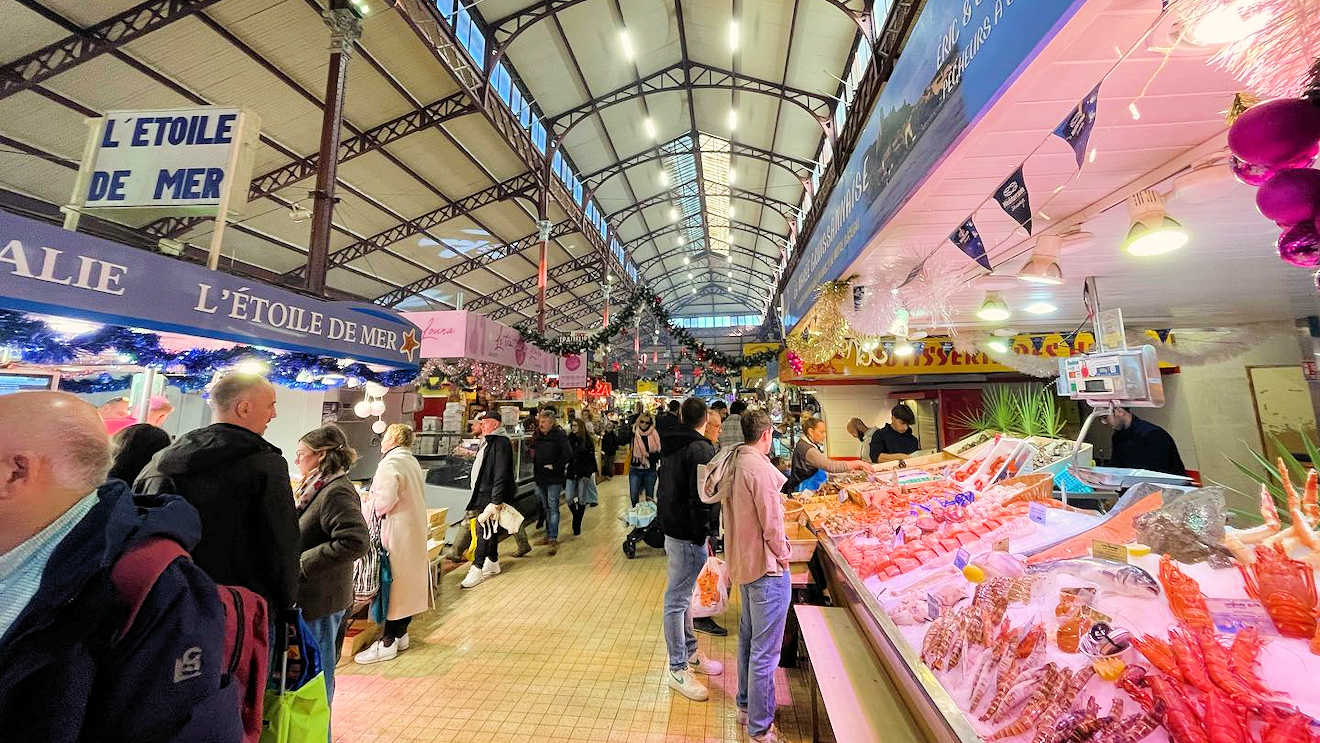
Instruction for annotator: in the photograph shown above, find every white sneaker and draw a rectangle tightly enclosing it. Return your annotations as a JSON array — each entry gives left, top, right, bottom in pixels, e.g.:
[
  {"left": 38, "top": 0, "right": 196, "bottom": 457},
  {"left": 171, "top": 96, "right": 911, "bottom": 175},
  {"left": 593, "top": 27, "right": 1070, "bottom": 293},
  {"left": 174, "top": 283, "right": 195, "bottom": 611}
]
[
  {"left": 396, "top": 634, "right": 410, "bottom": 651},
  {"left": 481, "top": 559, "right": 501, "bottom": 577},
  {"left": 667, "top": 668, "right": 709, "bottom": 701},
  {"left": 354, "top": 640, "right": 398, "bottom": 665},
  {"left": 459, "top": 565, "right": 485, "bottom": 588},
  {"left": 689, "top": 651, "right": 724, "bottom": 676}
]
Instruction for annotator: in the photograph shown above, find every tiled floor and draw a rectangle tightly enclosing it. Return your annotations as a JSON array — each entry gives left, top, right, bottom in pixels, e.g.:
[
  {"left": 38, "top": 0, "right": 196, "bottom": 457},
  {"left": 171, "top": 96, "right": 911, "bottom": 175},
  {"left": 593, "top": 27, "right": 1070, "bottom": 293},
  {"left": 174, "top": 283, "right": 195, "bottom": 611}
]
[{"left": 334, "top": 475, "right": 834, "bottom": 743}]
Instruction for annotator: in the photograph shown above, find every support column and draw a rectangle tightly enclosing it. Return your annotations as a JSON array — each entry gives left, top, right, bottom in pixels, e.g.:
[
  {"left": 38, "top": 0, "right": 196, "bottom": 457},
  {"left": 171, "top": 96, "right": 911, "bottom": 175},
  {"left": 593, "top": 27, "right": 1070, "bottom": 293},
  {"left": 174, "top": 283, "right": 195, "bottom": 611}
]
[
  {"left": 536, "top": 185, "right": 552, "bottom": 332},
  {"left": 306, "top": 6, "right": 361, "bottom": 296}
]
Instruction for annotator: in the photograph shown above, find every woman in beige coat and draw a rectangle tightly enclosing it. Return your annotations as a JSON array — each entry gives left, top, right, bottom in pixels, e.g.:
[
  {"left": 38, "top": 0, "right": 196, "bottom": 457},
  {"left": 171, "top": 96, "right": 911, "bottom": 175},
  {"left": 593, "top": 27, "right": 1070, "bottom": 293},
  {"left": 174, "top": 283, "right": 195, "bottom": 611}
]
[{"left": 354, "top": 423, "right": 432, "bottom": 665}]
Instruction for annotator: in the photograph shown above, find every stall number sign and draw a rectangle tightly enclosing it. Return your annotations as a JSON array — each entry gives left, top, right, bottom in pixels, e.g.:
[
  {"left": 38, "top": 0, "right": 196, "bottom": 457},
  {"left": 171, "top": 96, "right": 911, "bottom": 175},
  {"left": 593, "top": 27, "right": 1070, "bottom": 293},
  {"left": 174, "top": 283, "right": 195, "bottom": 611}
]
[{"left": 80, "top": 108, "right": 249, "bottom": 208}]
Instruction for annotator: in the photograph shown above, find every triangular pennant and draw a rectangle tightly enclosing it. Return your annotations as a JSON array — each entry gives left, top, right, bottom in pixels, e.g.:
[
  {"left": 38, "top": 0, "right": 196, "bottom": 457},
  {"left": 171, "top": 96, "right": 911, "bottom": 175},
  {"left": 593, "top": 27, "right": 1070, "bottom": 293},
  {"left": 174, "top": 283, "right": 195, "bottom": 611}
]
[
  {"left": 1155, "top": 328, "right": 1171, "bottom": 343},
  {"left": 1053, "top": 84, "right": 1101, "bottom": 167},
  {"left": 941, "top": 341, "right": 955, "bottom": 353},
  {"left": 1031, "top": 335, "right": 1045, "bottom": 352},
  {"left": 949, "top": 218, "right": 991, "bottom": 271},
  {"left": 994, "top": 166, "right": 1033, "bottom": 235}
]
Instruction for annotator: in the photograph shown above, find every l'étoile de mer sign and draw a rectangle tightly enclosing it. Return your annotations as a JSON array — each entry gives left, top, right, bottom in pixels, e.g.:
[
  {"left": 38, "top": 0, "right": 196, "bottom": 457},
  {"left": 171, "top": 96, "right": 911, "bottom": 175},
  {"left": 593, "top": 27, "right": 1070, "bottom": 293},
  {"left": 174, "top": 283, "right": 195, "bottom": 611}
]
[
  {"left": 784, "top": 0, "right": 1085, "bottom": 320},
  {"left": 0, "top": 212, "right": 419, "bottom": 368}
]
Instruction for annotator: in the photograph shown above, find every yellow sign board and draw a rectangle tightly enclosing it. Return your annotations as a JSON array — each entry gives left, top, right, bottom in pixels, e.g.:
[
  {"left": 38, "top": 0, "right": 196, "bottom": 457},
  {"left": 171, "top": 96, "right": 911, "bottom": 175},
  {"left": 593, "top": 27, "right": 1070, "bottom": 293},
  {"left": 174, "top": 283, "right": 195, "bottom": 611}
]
[
  {"left": 636, "top": 380, "right": 658, "bottom": 395},
  {"left": 741, "top": 342, "right": 781, "bottom": 386},
  {"left": 785, "top": 332, "right": 1100, "bottom": 380}
]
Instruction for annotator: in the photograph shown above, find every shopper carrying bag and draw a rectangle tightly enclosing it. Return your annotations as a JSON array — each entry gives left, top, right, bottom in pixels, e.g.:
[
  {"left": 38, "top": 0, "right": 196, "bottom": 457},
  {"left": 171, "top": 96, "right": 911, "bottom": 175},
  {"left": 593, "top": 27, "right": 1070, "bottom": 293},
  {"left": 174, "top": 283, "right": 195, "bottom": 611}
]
[
  {"left": 261, "top": 609, "right": 331, "bottom": 743},
  {"left": 689, "top": 545, "right": 730, "bottom": 619}
]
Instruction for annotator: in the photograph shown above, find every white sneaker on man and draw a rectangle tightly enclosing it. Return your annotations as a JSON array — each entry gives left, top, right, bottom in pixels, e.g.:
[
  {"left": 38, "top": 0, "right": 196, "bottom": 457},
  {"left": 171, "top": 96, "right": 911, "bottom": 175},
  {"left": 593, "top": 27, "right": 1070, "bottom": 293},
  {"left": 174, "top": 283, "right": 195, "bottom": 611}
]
[
  {"left": 667, "top": 668, "right": 710, "bottom": 701},
  {"left": 688, "top": 651, "right": 724, "bottom": 676},
  {"left": 396, "top": 634, "right": 410, "bottom": 651},
  {"left": 481, "top": 559, "right": 501, "bottom": 577},
  {"left": 460, "top": 565, "right": 485, "bottom": 588},
  {"left": 353, "top": 640, "right": 398, "bottom": 665}
]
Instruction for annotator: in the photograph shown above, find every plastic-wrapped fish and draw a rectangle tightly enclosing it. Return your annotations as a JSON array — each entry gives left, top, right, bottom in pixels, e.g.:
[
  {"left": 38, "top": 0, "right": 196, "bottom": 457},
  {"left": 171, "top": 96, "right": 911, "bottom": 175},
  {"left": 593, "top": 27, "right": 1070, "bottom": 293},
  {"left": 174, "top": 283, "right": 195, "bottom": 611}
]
[{"left": 1025, "top": 558, "right": 1160, "bottom": 597}]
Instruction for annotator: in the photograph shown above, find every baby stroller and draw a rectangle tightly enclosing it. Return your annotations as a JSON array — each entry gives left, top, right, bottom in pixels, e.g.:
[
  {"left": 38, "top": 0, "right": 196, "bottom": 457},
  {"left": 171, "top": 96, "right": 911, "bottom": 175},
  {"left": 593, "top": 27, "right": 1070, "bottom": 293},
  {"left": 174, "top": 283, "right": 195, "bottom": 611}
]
[{"left": 622, "top": 500, "right": 665, "bottom": 559}]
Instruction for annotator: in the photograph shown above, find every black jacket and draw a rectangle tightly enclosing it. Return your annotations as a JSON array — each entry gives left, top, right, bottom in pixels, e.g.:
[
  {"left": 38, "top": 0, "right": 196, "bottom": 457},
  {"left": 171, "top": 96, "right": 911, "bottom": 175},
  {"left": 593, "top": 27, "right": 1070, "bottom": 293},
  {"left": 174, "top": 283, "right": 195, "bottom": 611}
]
[
  {"left": 532, "top": 425, "right": 572, "bottom": 486},
  {"left": 655, "top": 411, "right": 680, "bottom": 432},
  {"left": 468, "top": 434, "right": 515, "bottom": 511},
  {"left": 570, "top": 433, "right": 598, "bottom": 478},
  {"left": 135, "top": 422, "right": 300, "bottom": 610},
  {"left": 1111, "top": 416, "right": 1187, "bottom": 476},
  {"left": 0, "top": 481, "right": 248, "bottom": 743},
  {"left": 296, "top": 475, "right": 369, "bottom": 620},
  {"left": 869, "top": 423, "right": 920, "bottom": 461},
  {"left": 657, "top": 426, "right": 717, "bottom": 544}
]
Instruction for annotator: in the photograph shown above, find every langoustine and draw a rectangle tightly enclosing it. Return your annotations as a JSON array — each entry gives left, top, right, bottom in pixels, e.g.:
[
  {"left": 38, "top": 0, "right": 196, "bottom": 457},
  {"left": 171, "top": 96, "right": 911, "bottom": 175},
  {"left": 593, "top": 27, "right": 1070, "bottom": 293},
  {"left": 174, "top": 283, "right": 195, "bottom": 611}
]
[{"left": 1158, "top": 555, "right": 1215, "bottom": 632}]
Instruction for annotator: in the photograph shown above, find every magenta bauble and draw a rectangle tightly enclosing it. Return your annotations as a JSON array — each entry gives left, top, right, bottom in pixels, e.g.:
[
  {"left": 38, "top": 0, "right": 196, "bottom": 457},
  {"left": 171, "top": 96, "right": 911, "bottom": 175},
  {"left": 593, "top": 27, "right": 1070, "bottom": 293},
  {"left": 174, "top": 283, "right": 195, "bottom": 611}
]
[
  {"left": 1228, "top": 98, "right": 1320, "bottom": 167},
  {"left": 1256, "top": 168, "right": 1320, "bottom": 226},
  {"left": 1231, "top": 155, "right": 1277, "bottom": 186},
  {"left": 1278, "top": 221, "right": 1320, "bottom": 267},
  {"left": 1284, "top": 142, "right": 1320, "bottom": 170}
]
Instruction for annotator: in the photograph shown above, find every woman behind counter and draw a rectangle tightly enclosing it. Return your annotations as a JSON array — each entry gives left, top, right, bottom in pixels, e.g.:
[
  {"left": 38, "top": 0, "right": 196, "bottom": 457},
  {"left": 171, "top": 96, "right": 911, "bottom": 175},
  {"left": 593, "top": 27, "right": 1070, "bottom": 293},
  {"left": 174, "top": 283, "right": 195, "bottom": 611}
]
[
  {"left": 291, "top": 424, "right": 369, "bottom": 709},
  {"left": 355, "top": 423, "right": 431, "bottom": 665},
  {"left": 785, "top": 416, "right": 869, "bottom": 494}
]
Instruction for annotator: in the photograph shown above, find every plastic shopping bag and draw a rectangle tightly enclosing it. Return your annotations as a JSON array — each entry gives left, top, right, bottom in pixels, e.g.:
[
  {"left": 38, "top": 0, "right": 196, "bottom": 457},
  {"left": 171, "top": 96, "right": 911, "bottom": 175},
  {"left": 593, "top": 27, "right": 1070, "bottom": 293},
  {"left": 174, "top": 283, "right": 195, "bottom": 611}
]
[
  {"left": 690, "top": 554, "right": 730, "bottom": 618},
  {"left": 261, "top": 610, "right": 331, "bottom": 743}
]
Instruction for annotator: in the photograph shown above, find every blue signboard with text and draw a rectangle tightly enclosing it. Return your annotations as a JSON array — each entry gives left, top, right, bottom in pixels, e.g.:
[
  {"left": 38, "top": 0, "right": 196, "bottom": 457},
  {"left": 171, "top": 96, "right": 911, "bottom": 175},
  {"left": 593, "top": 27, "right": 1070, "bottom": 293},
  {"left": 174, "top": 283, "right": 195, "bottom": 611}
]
[
  {"left": 785, "top": 0, "right": 1085, "bottom": 320},
  {"left": 0, "top": 212, "right": 420, "bottom": 369}
]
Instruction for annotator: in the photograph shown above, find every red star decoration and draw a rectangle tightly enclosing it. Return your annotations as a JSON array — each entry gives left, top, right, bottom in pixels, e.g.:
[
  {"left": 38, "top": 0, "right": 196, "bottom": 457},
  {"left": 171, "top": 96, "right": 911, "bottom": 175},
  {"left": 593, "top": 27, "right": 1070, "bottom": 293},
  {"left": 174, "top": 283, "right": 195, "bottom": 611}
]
[{"left": 399, "top": 328, "right": 421, "bottom": 360}]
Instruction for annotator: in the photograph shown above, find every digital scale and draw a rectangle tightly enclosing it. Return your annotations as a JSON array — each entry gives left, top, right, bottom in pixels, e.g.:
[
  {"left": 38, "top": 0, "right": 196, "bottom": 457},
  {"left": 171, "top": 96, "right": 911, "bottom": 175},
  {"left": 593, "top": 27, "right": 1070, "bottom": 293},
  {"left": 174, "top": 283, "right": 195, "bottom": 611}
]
[{"left": 1057, "top": 345, "right": 1192, "bottom": 492}]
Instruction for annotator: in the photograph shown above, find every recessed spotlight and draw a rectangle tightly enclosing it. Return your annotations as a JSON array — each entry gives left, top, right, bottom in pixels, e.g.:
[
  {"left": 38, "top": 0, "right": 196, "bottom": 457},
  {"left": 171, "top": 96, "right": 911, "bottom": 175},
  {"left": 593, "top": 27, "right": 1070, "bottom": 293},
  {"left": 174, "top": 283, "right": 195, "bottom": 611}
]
[{"left": 1024, "top": 301, "right": 1057, "bottom": 315}]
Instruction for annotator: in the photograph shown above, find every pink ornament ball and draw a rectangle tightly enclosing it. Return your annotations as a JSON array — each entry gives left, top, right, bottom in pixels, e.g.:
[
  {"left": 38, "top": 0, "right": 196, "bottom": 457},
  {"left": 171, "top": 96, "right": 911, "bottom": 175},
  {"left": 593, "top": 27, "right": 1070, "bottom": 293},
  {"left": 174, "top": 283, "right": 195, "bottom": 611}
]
[
  {"left": 1284, "top": 142, "right": 1320, "bottom": 170},
  {"left": 1231, "top": 155, "right": 1277, "bottom": 186},
  {"left": 1256, "top": 168, "right": 1320, "bottom": 226},
  {"left": 1228, "top": 98, "right": 1320, "bottom": 167},
  {"left": 1278, "top": 221, "right": 1320, "bottom": 267}
]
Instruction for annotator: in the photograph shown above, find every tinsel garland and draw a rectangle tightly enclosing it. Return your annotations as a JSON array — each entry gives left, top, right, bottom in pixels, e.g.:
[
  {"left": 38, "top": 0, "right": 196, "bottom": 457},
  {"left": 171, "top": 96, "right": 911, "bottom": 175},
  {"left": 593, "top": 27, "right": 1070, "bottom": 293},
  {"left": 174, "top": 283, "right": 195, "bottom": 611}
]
[
  {"left": 418, "top": 358, "right": 548, "bottom": 398},
  {"left": 0, "top": 310, "right": 417, "bottom": 392},
  {"left": 515, "top": 286, "right": 783, "bottom": 370}
]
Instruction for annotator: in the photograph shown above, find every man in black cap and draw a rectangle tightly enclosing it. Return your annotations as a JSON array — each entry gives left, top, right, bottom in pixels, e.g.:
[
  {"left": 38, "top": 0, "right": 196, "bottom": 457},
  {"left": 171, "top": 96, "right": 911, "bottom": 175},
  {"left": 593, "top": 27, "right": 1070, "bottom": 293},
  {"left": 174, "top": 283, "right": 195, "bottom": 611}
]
[{"left": 460, "top": 410, "right": 516, "bottom": 588}]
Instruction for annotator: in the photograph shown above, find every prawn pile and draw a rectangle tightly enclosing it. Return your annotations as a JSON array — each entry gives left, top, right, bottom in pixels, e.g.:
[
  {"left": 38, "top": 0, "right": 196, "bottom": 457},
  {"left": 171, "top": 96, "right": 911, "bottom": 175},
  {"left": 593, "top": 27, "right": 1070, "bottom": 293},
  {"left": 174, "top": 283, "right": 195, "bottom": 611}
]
[{"left": 1122, "top": 621, "right": 1316, "bottom": 743}]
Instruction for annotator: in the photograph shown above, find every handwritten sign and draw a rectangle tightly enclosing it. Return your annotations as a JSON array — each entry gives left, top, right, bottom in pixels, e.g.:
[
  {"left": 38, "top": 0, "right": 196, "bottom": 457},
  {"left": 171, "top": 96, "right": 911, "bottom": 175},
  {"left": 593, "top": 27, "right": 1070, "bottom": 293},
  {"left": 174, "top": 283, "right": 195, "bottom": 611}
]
[
  {"left": 0, "top": 212, "right": 419, "bottom": 368},
  {"left": 1028, "top": 502, "right": 1048, "bottom": 525},
  {"left": 1090, "top": 540, "right": 1128, "bottom": 564}
]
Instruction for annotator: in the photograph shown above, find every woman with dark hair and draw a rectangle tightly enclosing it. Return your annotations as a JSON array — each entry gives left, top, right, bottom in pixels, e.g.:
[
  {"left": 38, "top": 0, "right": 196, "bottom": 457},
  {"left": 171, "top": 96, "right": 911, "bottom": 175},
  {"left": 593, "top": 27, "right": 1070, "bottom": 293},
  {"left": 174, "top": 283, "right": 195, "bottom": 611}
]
[
  {"left": 566, "top": 418, "right": 598, "bottom": 536},
  {"left": 629, "top": 413, "right": 662, "bottom": 506},
  {"left": 108, "top": 423, "right": 171, "bottom": 484},
  {"left": 292, "top": 424, "right": 369, "bottom": 710}
]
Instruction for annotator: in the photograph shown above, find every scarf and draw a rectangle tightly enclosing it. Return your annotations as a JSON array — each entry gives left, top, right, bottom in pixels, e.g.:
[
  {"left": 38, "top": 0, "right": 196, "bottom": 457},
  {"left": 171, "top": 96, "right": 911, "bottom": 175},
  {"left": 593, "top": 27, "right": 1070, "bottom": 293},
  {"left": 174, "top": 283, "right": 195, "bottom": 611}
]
[
  {"left": 632, "top": 427, "right": 661, "bottom": 468},
  {"left": 294, "top": 468, "right": 347, "bottom": 513}
]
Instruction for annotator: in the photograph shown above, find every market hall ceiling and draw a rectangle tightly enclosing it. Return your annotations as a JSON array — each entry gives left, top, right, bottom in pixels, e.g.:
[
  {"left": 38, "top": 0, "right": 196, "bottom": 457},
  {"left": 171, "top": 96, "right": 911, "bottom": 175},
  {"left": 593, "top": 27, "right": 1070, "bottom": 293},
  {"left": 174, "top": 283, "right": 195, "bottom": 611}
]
[{"left": 0, "top": 0, "right": 917, "bottom": 333}]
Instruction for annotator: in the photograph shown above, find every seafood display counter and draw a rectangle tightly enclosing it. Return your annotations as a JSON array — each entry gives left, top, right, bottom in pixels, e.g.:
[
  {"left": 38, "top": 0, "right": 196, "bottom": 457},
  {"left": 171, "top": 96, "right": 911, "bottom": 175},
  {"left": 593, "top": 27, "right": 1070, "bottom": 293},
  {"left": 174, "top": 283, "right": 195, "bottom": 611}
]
[{"left": 795, "top": 456, "right": 1320, "bottom": 743}]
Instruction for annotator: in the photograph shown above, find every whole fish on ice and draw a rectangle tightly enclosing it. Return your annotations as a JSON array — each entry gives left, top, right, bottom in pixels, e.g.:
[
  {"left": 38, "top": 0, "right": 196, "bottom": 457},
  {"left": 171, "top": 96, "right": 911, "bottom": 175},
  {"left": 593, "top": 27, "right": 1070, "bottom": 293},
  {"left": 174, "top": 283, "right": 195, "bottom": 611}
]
[{"left": 1025, "top": 557, "right": 1160, "bottom": 597}]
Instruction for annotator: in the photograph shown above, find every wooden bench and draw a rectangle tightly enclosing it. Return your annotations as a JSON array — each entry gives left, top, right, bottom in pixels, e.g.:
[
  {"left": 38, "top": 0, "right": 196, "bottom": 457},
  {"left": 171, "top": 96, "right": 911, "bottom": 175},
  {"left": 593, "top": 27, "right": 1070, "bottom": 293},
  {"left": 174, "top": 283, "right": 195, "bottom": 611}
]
[{"left": 794, "top": 605, "right": 924, "bottom": 743}]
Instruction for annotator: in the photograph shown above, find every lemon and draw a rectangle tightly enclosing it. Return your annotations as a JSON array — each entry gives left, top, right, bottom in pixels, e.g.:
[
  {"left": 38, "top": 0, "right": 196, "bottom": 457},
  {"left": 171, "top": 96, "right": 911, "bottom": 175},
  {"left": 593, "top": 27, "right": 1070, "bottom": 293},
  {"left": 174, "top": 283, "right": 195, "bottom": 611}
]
[
  {"left": 962, "top": 564, "right": 986, "bottom": 583},
  {"left": 1126, "top": 543, "right": 1151, "bottom": 558}
]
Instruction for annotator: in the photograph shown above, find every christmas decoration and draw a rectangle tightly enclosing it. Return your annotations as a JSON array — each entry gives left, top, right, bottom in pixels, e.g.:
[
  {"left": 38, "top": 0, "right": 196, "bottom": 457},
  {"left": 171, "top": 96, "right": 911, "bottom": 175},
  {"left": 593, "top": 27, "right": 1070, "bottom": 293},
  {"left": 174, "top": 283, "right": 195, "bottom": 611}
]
[
  {"left": 1256, "top": 167, "right": 1320, "bottom": 225},
  {"left": 1228, "top": 98, "right": 1320, "bottom": 167},
  {"left": 1277, "top": 220, "right": 1320, "bottom": 266},
  {"left": 1177, "top": 0, "right": 1320, "bottom": 99}
]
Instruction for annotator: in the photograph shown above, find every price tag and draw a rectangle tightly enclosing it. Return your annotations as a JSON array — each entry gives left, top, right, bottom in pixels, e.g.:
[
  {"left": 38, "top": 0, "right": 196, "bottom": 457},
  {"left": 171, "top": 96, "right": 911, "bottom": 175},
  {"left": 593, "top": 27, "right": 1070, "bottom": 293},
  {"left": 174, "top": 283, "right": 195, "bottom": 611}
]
[
  {"left": 1028, "top": 501, "right": 1048, "bottom": 525},
  {"left": 953, "top": 548, "right": 971, "bottom": 570},
  {"left": 1206, "top": 598, "right": 1278, "bottom": 635},
  {"left": 892, "top": 526, "right": 905, "bottom": 548},
  {"left": 1090, "top": 540, "right": 1128, "bottom": 564},
  {"left": 993, "top": 537, "right": 1011, "bottom": 552}
]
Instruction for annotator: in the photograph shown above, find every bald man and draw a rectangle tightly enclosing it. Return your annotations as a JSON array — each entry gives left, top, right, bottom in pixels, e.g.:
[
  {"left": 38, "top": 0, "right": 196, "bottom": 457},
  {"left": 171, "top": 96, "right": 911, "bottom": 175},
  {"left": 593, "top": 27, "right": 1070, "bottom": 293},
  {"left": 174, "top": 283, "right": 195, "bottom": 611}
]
[
  {"left": 136, "top": 373, "right": 299, "bottom": 610},
  {"left": 0, "top": 392, "right": 249, "bottom": 741}
]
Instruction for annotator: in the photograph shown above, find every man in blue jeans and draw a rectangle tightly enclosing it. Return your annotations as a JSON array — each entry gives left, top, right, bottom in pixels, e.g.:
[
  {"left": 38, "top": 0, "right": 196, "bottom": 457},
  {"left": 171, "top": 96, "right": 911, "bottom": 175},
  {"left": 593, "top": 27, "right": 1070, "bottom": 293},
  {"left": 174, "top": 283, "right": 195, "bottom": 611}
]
[
  {"left": 701, "top": 408, "right": 791, "bottom": 742},
  {"left": 532, "top": 409, "right": 571, "bottom": 556},
  {"left": 657, "top": 397, "right": 723, "bottom": 700}
]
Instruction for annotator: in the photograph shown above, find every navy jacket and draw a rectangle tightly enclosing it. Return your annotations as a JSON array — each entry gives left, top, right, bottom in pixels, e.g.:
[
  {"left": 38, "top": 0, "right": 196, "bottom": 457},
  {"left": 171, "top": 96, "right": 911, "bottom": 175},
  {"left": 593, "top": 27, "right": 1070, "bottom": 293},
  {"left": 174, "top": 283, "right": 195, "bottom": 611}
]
[
  {"left": 1111, "top": 415, "right": 1187, "bottom": 476},
  {"left": 0, "top": 480, "right": 246, "bottom": 742},
  {"left": 657, "top": 427, "right": 717, "bottom": 544}
]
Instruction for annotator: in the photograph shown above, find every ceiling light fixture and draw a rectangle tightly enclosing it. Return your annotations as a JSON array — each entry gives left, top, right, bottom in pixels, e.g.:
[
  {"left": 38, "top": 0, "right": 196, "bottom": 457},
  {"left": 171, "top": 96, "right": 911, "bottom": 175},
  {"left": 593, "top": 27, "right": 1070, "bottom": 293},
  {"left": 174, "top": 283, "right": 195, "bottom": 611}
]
[
  {"left": 658, "top": 170, "right": 670, "bottom": 186},
  {"left": 977, "top": 292, "right": 1011, "bottom": 322},
  {"left": 687, "top": 272, "right": 693, "bottom": 280},
  {"left": 1123, "top": 189, "right": 1188, "bottom": 257},
  {"left": 675, "top": 235, "right": 684, "bottom": 246},
  {"left": 729, "top": 19, "right": 740, "bottom": 51},
  {"left": 669, "top": 206, "right": 679, "bottom": 221},
  {"left": 727, "top": 109, "right": 737, "bottom": 131},
  {"left": 893, "top": 342, "right": 915, "bottom": 357},
  {"left": 1017, "top": 235, "right": 1064, "bottom": 285},
  {"left": 1024, "top": 301, "right": 1057, "bottom": 315},
  {"left": 1186, "top": 1, "right": 1268, "bottom": 45},
  {"left": 619, "top": 29, "right": 635, "bottom": 61},
  {"left": 728, "top": 205, "right": 735, "bottom": 218},
  {"left": 644, "top": 117, "right": 657, "bottom": 140},
  {"left": 727, "top": 167, "right": 736, "bottom": 184},
  {"left": 987, "top": 340, "right": 1009, "bottom": 354},
  {"left": 683, "top": 256, "right": 690, "bottom": 265}
]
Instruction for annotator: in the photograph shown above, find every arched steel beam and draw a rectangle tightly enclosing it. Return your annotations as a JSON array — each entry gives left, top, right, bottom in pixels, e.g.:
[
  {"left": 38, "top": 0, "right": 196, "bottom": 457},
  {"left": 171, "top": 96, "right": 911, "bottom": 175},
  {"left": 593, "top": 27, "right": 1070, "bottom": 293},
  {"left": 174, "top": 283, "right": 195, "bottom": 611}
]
[
  {"left": 546, "top": 60, "right": 835, "bottom": 144},
  {"left": 651, "top": 270, "right": 773, "bottom": 303},
  {"left": 663, "top": 283, "right": 769, "bottom": 313},
  {"left": 635, "top": 244, "right": 779, "bottom": 276},
  {"left": 622, "top": 215, "right": 785, "bottom": 251},
  {"left": 465, "top": 253, "right": 599, "bottom": 312},
  {"left": 486, "top": 0, "right": 592, "bottom": 62},
  {"left": 608, "top": 182, "right": 801, "bottom": 230},
  {"left": 583, "top": 133, "right": 815, "bottom": 194}
]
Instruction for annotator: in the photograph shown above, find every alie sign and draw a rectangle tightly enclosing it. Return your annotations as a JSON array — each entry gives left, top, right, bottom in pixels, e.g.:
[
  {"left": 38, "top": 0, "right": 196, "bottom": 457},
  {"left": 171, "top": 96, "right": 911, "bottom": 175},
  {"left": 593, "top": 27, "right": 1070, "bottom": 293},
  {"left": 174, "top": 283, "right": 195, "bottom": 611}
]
[
  {"left": 0, "top": 212, "right": 420, "bottom": 369},
  {"left": 64, "top": 106, "right": 261, "bottom": 270}
]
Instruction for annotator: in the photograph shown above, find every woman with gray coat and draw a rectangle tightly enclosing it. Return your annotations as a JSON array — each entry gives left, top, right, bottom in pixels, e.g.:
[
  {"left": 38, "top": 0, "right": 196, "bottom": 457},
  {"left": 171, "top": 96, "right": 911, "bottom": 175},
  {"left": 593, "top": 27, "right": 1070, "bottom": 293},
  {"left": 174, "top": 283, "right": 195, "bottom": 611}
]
[{"left": 292, "top": 424, "right": 369, "bottom": 708}]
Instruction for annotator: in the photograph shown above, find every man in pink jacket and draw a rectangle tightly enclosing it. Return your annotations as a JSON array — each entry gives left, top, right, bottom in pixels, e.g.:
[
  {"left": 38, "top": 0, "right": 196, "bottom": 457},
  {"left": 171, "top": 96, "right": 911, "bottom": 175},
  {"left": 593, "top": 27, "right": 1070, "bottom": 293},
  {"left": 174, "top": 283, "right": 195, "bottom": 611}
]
[{"left": 703, "top": 408, "right": 790, "bottom": 743}]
